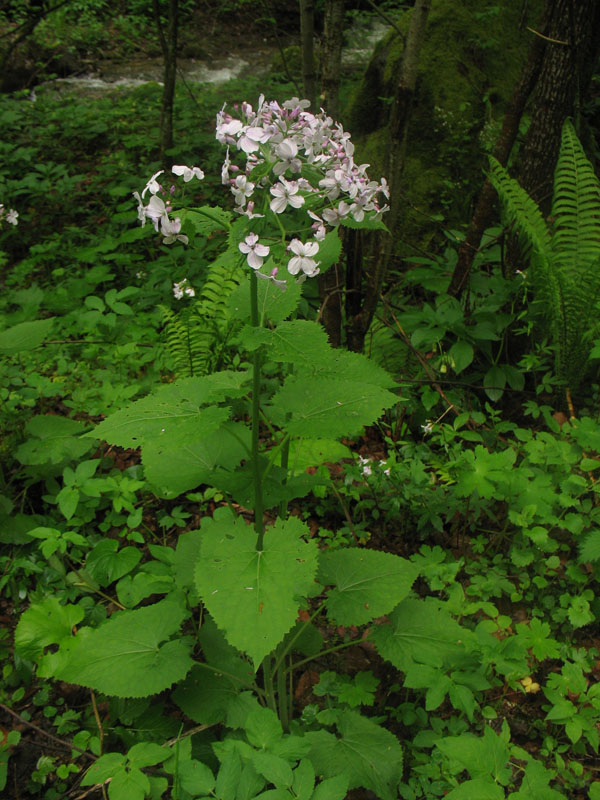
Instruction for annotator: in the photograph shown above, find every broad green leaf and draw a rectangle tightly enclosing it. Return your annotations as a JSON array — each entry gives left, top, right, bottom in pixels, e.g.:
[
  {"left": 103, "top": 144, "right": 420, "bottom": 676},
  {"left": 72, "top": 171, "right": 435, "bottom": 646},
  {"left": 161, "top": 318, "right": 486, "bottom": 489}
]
[
  {"left": 306, "top": 710, "right": 402, "bottom": 800},
  {"left": 292, "top": 759, "right": 315, "bottom": 800},
  {"left": 57, "top": 486, "right": 79, "bottom": 520},
  {"left": 199, "top": 616, "right": 255, "bottom": 684},
  {"left": 316, "top": 349, "right": 397, "bottom": 389},
  {"left": 444, "top": 779, "right": 505, "bottom": 800},
  {"left": 53, "top": 600, "right": 193, "bottom": 697},
  {"left": 86, "top": 539, "right": 141, "bottom": 586},
  {"left": 89, "top": 372, "right": 248, "bottom": 447},
  {"left": 116, "top": 571, "right": 173, "bottom": 608},
  {"left": 341, "top": 214, "right": 388, "bottom": 231},
  {"left": 449, "top": 340, "right": 474, "bottom": 374},
  {"left": 213, "top": 459, "right": 323, "bottom": 509},
  {"left": 92, "top": 394, "right": 228, "bottom": 450},
  {"left": 318, "top": 549, "right": 419, "bottom": 625},
  {"left": 0, "top": 317, "right": 54, "bottom": 354},
  {"left": 15, "top": 415, "right": 93, "bottom": 466},
  {"left": 229, "top": 274, "right": 302, "bottom": 324},
  {"left": 370, "top": 597, "right": 473, "bottom": 671},
  {"left": 127, "top": 742, "right": 170, "bottom": 769},
  {"left": 287, "top": 438, "right": 352, "bottom": 474},
  {"left": 484, "top": 365, "right": 506, "bottom": 402},
  {"left": 80, "top": 753, "right": 126, "bottom": 785},
  {"left": 110, "top": 766, "right": 149, "bottom": 800},
  {"left": 245, "top": 320, "right": 331, "bottom": 368},
  {"left": 436, "top": 726, "right": 511, "bottom": 785},
  {"left": 579, "top": 529, "right": 600, "bottom": 562},
  {"left": 215, "top": 750, "right": 242, "bottom": 800},
  {"left": 15, "top": 598, "right": 84, "bottom": 661},
  {"left": 312, "top": 775, "right": 349, "bottom": 800},
  {"left": 251, "top": 752, "right": 293, "bottom": 788},
  {"left": 178, "top": 760, "right": 215, "bottom": 796},
  {"left": 172, "top": 665, "right": 242, "bottom": 725},
  {"left": 273, "top": 377, "right": 397, "bottom": 438},
  {"left": 317, "top": 228, "right": 343, "bottom": 272},
  {"left": 245, "top": 708, "right": 283, "bottom": 749},
  {"left": 195, "top": 514, "right": 318, "bottom": 669},
  {"left": 144, "top": 421, "right": 250, "bottom": 498}
]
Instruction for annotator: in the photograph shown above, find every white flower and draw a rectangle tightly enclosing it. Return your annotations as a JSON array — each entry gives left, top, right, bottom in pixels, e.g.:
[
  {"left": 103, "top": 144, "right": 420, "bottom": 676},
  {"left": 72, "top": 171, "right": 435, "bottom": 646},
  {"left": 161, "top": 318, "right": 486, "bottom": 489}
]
[
  {"left": 287, "top": 239, "right": 320, "bottom": 278},
  {"left": 173, "top": 279, "right": 195, "bottom": 299},
  {"left": 273, "top": 138, "right": 302, "bottom": 175},
  {"left": 160, "top": 214, "right": 188, "bottom": 245},
  {"left": 142, "top": 170, "right": 164, "bottom": 199},
  {"left": 144, "top": 195, "right": 167, "bottom": 231},
  {"left": 422, "top": 421, "right": 434, "bottom": 435},
  {"left": 6, "top": 209, "right": 18, "bottom": 225},
  {"left": 238, "top": 126, "right": 271, "bottom": 154},
  {"left": 270, "top": 178, "right": 304, "bottom": 214},
  {"left": 232, "top": 175, "right": 255, "bottom": 206},
  {"left": 172, "top": 165, "right": 205, "bottom": 182},
  {"left": 239, "top": 233, "right": 270, "bottom": 270}
]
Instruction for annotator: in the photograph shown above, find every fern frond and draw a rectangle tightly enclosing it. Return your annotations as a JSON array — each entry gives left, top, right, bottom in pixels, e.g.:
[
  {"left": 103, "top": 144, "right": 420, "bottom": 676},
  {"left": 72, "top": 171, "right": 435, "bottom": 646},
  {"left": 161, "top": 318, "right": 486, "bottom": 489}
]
[
  {"left": 488, "top": 157, "right": 552, "bottom": 261},
  {"left": 551, "top": 119, "right": 600, "bottom": 271}
]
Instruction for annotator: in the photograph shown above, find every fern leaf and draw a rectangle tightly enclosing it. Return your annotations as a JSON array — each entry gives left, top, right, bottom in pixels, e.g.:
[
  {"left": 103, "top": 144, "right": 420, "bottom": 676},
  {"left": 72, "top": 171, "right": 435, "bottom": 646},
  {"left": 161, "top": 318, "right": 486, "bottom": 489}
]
[
  {"left": 488, "top": 157, "right": 552, "bottom": 261},
  {"left": 551, "top": 119, "right": 600, "bottom": 272}
]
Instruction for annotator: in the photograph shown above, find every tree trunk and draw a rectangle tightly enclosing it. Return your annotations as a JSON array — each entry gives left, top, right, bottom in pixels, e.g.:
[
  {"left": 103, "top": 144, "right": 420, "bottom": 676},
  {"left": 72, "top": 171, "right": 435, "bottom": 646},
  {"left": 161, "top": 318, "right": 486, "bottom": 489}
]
[
  {"left": 321, "top": 0, "right": 345, "bottom": 118},
  {"left": 299, "top": 0, "right": 316, "bottom": 109},
  {"left": 345, "top": 0, "right": 432, "bottom": 353},
  {"left": 447, "top": 0, "right": 550, "bottom": 297},
  {"left": 153, "top": 0, "right": 179, "bottom": 169},
  {"left": 517, "top": 0, "right": 600, "bottom": 213}
]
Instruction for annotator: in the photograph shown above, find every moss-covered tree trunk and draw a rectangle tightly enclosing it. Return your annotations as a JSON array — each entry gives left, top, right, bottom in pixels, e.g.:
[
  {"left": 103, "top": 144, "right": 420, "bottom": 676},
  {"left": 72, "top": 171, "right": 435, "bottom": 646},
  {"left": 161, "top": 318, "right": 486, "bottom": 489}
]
[
  {"left": 153, "top": 0, "right": 179, "bottom": 169},
  {"left": 345, "top": 0, "right": 431, "bottom": 353},
  {"left": 448, "top": 0, "right": 600, "bottom": 296}
]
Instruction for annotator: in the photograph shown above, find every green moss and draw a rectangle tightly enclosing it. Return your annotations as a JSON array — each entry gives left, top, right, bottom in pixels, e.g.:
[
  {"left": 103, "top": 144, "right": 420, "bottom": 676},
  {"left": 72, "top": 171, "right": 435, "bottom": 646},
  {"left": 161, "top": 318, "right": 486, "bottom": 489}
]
[{"left": 344, "top": 0, "right": 545, "bottom": 244}]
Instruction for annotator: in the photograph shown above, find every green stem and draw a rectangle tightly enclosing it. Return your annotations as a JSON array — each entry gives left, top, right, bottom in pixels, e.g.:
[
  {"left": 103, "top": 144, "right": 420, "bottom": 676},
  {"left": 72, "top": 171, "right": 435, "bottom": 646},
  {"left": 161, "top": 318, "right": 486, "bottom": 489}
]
[
  {"left": 272, "top": 600, "right": 327, "bottom": 675},
  {"left": 262, "top": 656, "right": 277, "bottom": 713},
  {"left": 250, "top": 270, "right": 265, "bottom": 549},
  {"left": 276, "top": 652, "right": 290, "bottom": 732},
  {"left": 285, "top": 638, "right": 366, "bottom": 675}
]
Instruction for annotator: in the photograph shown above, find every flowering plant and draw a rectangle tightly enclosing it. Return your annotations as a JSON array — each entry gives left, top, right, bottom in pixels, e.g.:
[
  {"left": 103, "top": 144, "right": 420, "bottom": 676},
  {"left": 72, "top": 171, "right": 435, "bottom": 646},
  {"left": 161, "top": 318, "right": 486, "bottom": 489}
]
[
  {"left": 0, "top": 204, "right": 18, "bottom": 226},
  {"left": 33, "top": 98, "right": 418, "bottom": 799}
]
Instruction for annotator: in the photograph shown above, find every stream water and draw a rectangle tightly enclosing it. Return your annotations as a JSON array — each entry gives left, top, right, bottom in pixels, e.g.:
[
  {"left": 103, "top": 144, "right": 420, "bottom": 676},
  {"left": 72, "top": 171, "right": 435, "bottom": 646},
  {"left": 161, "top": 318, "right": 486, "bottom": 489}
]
[{"left": 39, "top": 18, "right": 390, "bottom": 95}]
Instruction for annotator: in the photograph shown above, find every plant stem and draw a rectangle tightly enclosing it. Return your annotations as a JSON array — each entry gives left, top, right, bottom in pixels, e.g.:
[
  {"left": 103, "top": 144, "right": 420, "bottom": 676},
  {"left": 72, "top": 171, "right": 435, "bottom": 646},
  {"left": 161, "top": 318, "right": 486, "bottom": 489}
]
[
  {"left": 262, "top": 656, "right": 277, "bottom": 713},
  {"left": 276, "top": 652, "right": 290, "bottom": 732},
  {"left": 250, "top": 270, "right": 265, "bottom": 549}
]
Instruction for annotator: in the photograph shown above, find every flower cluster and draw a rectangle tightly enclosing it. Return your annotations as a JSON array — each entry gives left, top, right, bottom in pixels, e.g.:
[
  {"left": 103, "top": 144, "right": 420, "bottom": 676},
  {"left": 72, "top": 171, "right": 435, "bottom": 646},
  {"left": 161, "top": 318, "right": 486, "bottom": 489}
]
[
  {"left": 133, "top": 97, "right": 389, "bottom": 287},
  {"left": 218, "top": 96, "right": 389, "bottom": 280},
  {"left": 134, "top": 165, "right": 204, "bottom": 246},
  {"left": 0, "top": 204, "right": 18, "bottom": 226},
  {"left": 173, "top": 278, "right": 195, "bottom": 300},
  {"left": 358, "top": 455, "right": 391, "bottom": 478}
]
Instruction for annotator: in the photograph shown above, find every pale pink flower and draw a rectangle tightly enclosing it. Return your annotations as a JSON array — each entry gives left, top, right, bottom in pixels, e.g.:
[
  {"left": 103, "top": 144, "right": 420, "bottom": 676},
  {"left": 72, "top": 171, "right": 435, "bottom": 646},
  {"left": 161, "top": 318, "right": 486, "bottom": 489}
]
[
  {"left": 287, "top": 239, "right": 320, "bottom": 278},
  {"left": 172, "top": 165, "right": 205, "bottom": 182},
  {"left": 270, "top": 178, "right": 304, "bottom": 214},
  {"left": 239, "top": 233, "right": 270, "bottom": 269}
]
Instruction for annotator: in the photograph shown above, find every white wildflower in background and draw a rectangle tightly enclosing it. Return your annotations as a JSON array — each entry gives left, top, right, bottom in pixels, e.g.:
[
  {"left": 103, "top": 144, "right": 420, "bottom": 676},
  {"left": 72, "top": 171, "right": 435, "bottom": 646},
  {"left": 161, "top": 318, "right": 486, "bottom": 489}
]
[
  {"left": 422, "top": 421, "right": 434, "bottom": 435},
  {"left": 173, "top": 279, "right": 195, "bottom": 300},
  {"left": 0, "top": 204, "right": 18, "bottom": 226},
  {"left": 287, "top": 239, "right": 320, "bottom": 279},
  {"left": 172, "top": 165, "right": 205, "bottom": 182}
]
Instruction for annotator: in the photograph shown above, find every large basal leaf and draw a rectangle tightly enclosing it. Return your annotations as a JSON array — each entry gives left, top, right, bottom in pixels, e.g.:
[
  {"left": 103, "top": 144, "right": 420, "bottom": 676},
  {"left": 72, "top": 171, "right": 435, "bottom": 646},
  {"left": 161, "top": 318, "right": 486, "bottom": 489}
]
[
  {"left": 172, "top": 665, "right": 242, "bottom": 725},
  {"left": 52, "top": 600, "right": 193, "bottom": 697},
  {"left": 273, "top": 377, "right": 397, "bottom": 439},
  {"left": 306, "top": 710, "right": 402, "bottom": 800},
  {"left": 195, "top": 514, "right": 318, "bottom": 669},
  {"left": 315, "top": 349, "right": 397, "bottom": 389},
  {"left": 229, "top": 275, "right": 302, "bottom": 325},
  {"left": 318, "top": 549, "right": 419, "bottom": 626},
  {"left": 89, "top": 372, "right": 248, "bottom": 448},
  {"left": 144, "top": 421, "right": 250, "bottom": 498},
  {"left": 287, "top": 438, "right": 352, "bottom": 475},
  {"left": 369, "top": 597, "right": 474, "bottom": 671}
]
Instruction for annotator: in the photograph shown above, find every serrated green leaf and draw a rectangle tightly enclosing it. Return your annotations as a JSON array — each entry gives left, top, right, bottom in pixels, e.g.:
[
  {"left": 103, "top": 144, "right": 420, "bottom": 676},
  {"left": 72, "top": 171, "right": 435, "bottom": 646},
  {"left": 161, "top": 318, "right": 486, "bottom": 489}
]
[
  {"left": 80, "top": 753, "right": 126, "bottom": 785},
  {"left": 215, "top": 750, "right": 242, "bottom": 800},
  {"left": 53, "top": 600, "right": 193, "bottom": 697},
  {"left": 180, "top": 205, "right": 232, "bottom": 235},
  {"left": 0, "top": 317, "right": 54, "bottom": 354},
  {"left": 579, "top": 529, "right": 600, "bottom": 562},
  {"left": 508, "top": 757, "right": 566, "bottom": 799},
  {"left": 273, "top": 377, "right": 397, "bottom": 438},
  {"left": 229, "top": 275, "right": 302, "bottom": 325},
  {"left": 251, "top": 752, "right": 293, "bottom": 787},
  {"left": 317, "top": 228, "right": 343, "bottom": 272},
  {"left": 15, "top": 598, "right": 84, "bottom": 661},
  {"left": 127, "top": 742, "right": 170, "bottom": 769},
  {"left": 316, "top": 349, "right": 397, "bottom": 389},
  {"left": 370, "top": 597, "right": 473, "bottom": 671},
  {"left": 116, "top": 571, "right": 173, "bottom": 608},
  {"left": 292, "top": 759, "right": 315, "bottom": 800},
  {"left": 110, "top": 766, "right": 149, "bottom": 800},
  {"left": 287, "top": 438, "right": 352, "bottom": 475},
  {"left": 144, "top": 421, "right": 250, "bottom": 498},
  {"left": 212, "top": 459, "right": 322, "bottom": 509},
  {"left": 306, "top": 710, "right": 402, "bottom": 800},
  {"left": 245, "top": 320, "right": 331, "bottom": 367},
  {"left": 319, "top": 549, "right": 418, "bottom": 625},
  {"left": 195, "top": 515, "right": 318, "bottom": 669},
  {"left": 245, "top": 708, "right": 283, "bottom": 749},
  {"left": 172, "top": 664, "right": 242, "bottom": 724}
]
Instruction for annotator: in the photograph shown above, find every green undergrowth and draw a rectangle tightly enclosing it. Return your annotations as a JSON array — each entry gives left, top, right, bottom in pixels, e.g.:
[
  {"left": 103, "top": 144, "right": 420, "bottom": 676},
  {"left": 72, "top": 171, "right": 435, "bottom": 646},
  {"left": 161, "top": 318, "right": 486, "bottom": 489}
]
[{"left": 1, "top": 66, "right": 600, "bottom": 800}]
